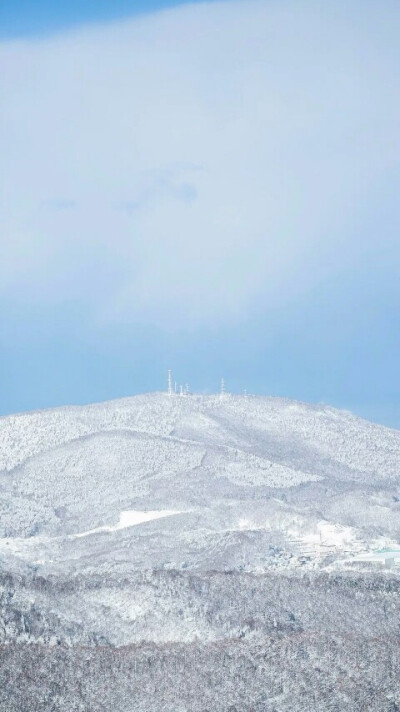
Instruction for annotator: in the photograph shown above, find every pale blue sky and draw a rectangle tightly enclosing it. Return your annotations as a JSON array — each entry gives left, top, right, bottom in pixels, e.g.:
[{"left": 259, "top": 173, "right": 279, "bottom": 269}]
[
  {"left": 0, "top": 0, "right": 214, "bottom": 38},
  {"left": 1, "top": 0, "right": 399, "bottom": 427}
]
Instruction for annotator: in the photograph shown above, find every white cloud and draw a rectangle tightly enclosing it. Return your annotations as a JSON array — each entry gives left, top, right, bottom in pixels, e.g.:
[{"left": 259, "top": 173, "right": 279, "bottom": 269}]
[{"left": 1, "top": 0, "right": 399, "bottom": 327}]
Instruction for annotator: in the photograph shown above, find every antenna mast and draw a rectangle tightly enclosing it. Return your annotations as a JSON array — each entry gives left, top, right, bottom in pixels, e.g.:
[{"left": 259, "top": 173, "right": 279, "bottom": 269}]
[
  {"left": 220, "top": 377, "right": 225, "bottom": 399},
  {"left": 167, "top": 370, "right": 173, "bottom": 396}
]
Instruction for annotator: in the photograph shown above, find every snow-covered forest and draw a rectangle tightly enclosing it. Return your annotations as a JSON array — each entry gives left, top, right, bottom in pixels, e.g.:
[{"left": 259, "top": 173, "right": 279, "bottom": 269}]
[{"left": 0, "top": 393, "right": 399, "bottom": 709}]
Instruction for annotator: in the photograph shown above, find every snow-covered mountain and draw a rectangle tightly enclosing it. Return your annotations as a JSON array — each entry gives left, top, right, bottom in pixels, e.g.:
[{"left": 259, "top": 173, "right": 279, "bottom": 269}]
[
  {"left": 1, "top": 393, "right": 399, "bottom": 563},
  {"left": 1, "top": 393, "right": 399, "bottom": 711}
]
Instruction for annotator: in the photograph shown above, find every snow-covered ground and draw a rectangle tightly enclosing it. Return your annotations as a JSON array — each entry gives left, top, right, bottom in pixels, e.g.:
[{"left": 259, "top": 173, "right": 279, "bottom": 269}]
[{"left": 74, "top": 509, "right": 182, "bottom": 538}]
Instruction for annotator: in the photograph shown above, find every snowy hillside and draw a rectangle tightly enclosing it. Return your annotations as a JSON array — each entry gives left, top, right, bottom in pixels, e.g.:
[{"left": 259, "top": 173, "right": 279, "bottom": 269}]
[
  {"left": 1, "top": 393, "right": 399, "bottom": 711},
  {"left": 0, "top": 393, "right": 399, "bottom": 558}
]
